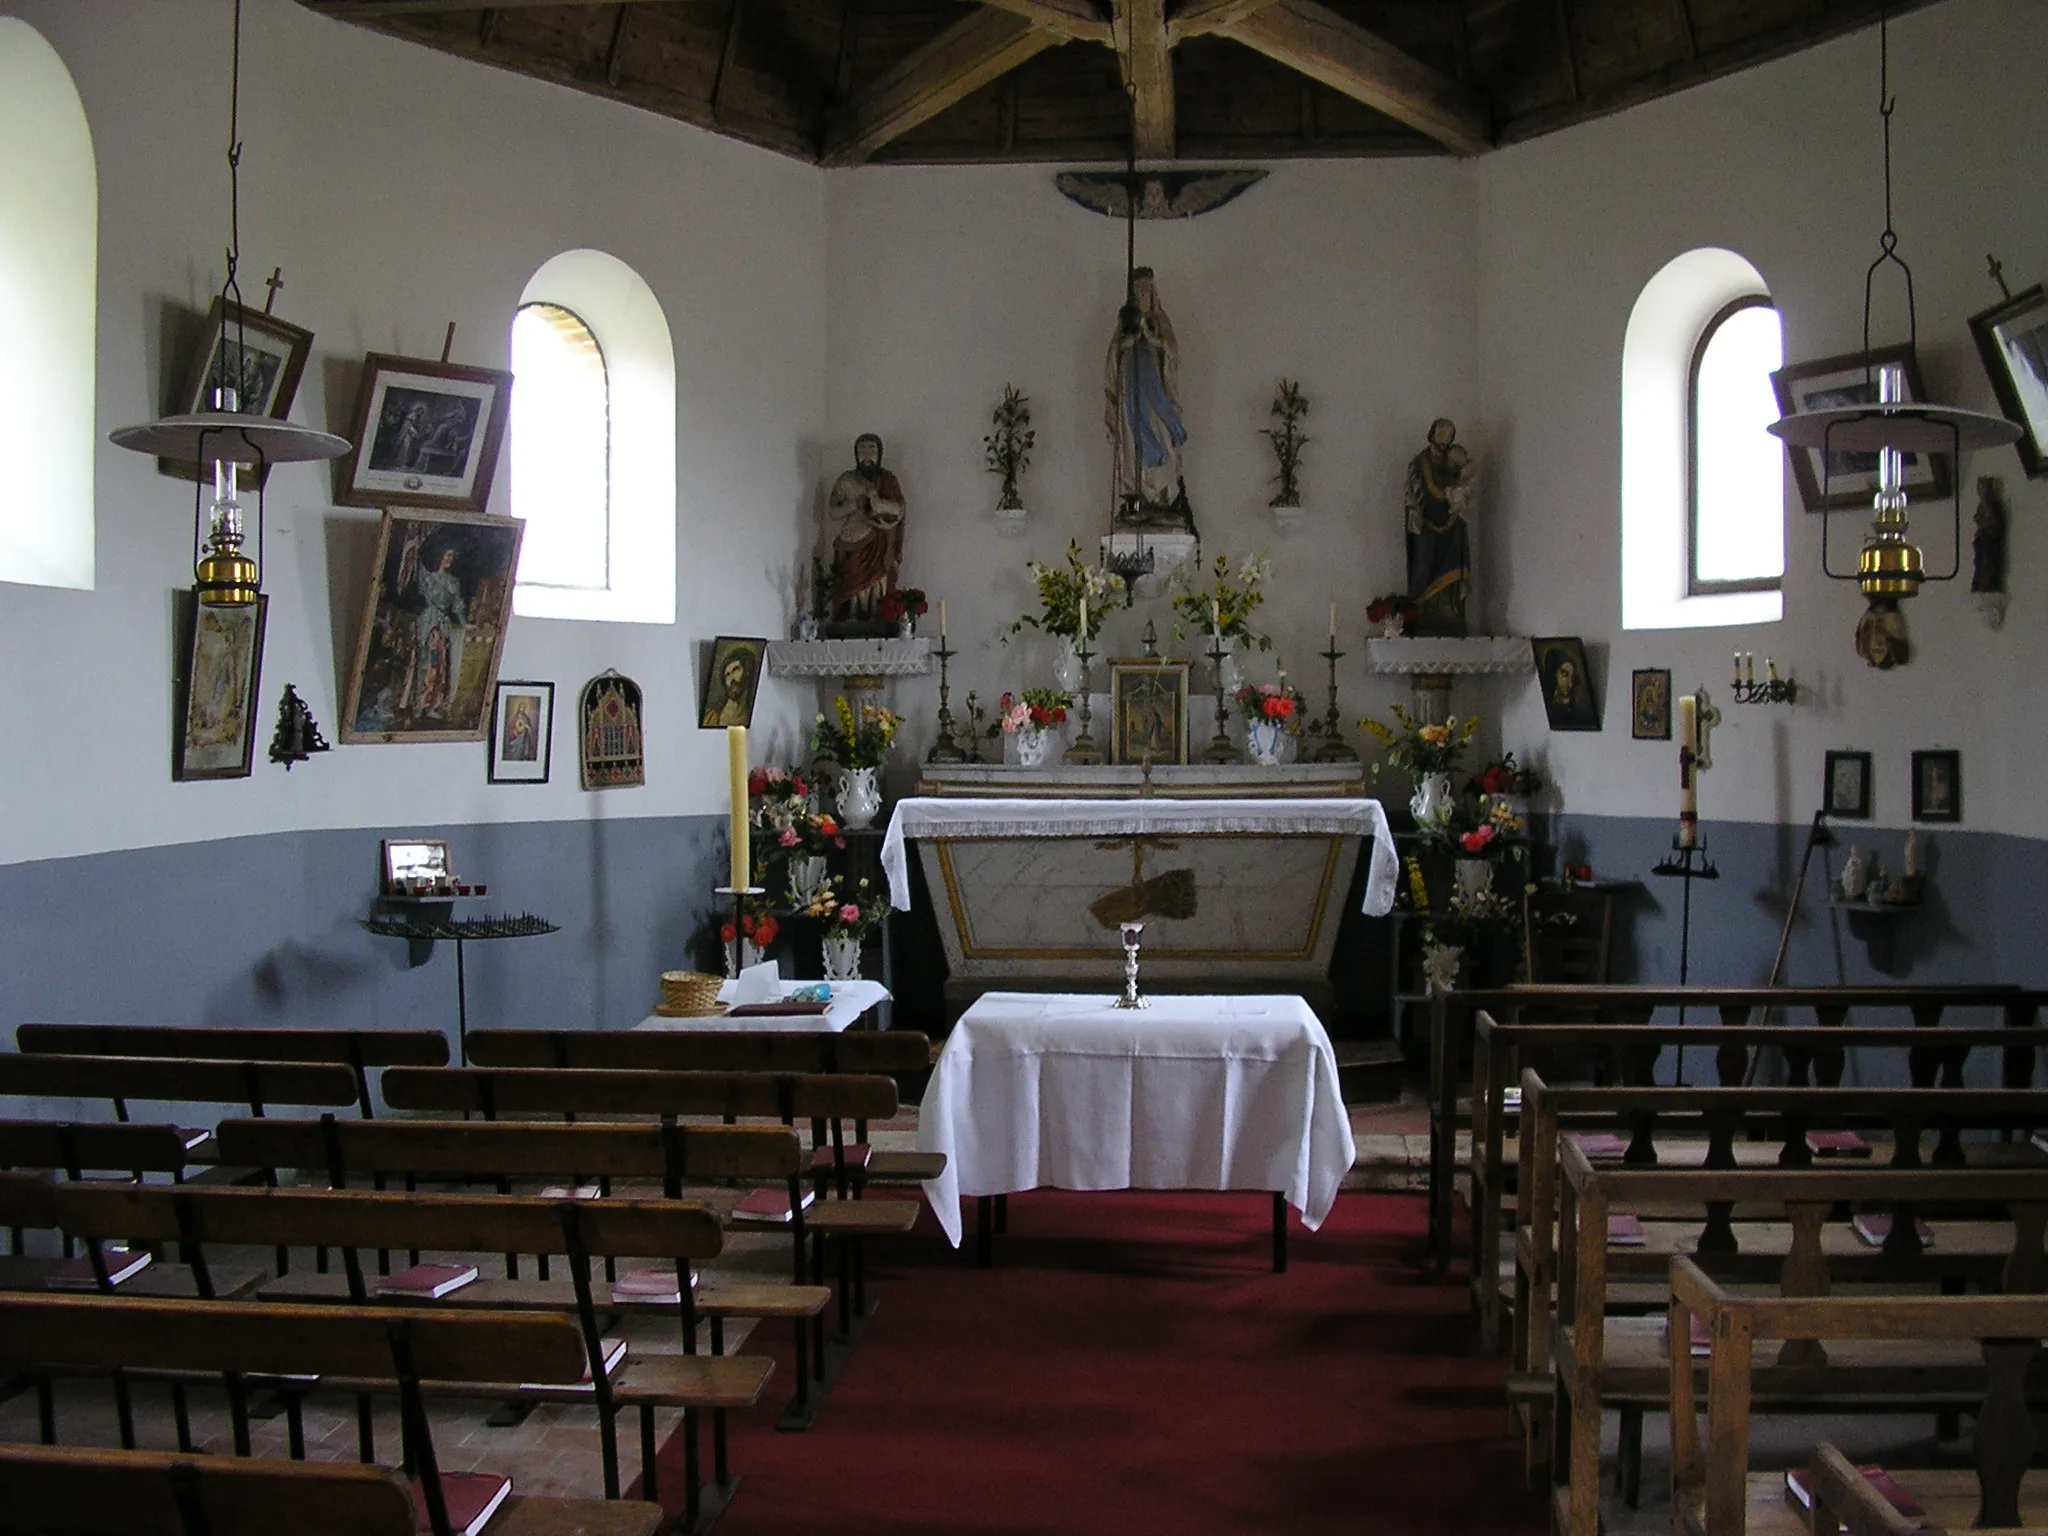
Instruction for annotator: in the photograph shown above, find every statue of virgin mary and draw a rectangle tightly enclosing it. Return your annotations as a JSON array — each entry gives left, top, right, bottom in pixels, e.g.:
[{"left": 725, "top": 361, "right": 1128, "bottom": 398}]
[{"left": 1104, "top": 268, "right": 1190, "bottom": 526}]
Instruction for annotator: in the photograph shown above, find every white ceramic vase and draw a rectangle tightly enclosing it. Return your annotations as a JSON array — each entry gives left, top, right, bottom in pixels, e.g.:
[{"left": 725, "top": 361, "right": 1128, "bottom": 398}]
[
  {"left": 823, "top": 932, "right": 862, "bottom": 981},
  {"left": 835, "top": 766, "right": 883, "bottom": 831},
  {"left": 787, "top": 855, "right": 829, "bottom": 907},
  {"left": 1247, "top": 719, "right": 1285, "bottom": 766},
  {"left": 1454, "top": 857, "right": 1494, "bottom": 900},
  {"left": 1014, "top": 726, "right": 1053, "bottom": 768},
  {"left": 1410, "top": 772, "right": 1454, "bottom": 830}
]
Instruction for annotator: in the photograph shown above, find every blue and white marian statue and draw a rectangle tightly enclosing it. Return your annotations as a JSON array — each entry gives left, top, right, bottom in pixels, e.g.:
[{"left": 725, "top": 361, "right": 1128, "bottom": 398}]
[{"left": 1104, "top": 267, "right": 1192, "bottom": 527}]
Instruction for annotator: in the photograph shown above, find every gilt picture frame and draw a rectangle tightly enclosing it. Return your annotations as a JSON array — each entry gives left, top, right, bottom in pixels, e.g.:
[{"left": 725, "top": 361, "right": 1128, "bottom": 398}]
[
  {"left": 162, "top": 299, "right": 315, "bottom": 491},
  {"left": 1969, "top": 283, "right": 2048, "bottom": 479},
  {"left": 171, "top": 591, "right": 268, "bottom": 781},
  {"left": 341, "top": 509, "right": 524, "bottom": 744},
  {"left": 335, "top": 352, "right": 512, "bottom": 512},
  {"left": 1771, "top": 345, "right": 1952, "bottom": 512},
  {"left": 1108, "top": 659, "right": 1190, "bottom": 766},
  {"left": 1630, "top": 669, "right": 1671, "bottom": 741}
]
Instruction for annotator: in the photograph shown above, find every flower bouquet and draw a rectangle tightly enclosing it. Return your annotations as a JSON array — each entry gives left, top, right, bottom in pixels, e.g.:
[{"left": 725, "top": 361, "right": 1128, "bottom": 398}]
[
  {"left": 1011, "top": 539, "right": 1124, "bottom": 643},
  {"left": 1233, "top": 680, "right": 1303, "bottom": 728},
  {"left": 1365, "top": 591, "right": 1414, "bottom": 638},
  {"left": 811, "top": 696, "right": 902, "bottom": 770},
  {"left": 1468, "top": 751, "right": 1543, "bottom": 800},
  {"left": 1360, "top": 703, "right": 1479, "bottom": 778},
  {"left": 825, "top": 877, "right": 892, "bottom": 942},
  {"left": 1002, "top": 688, "right": 1071, "bottom": 730},
  {"left": 877, "top": 587, "right": 928, "bottom": 633},
  {"left": 1167, "top": 552, "right": 1273, "bottom": 650}
]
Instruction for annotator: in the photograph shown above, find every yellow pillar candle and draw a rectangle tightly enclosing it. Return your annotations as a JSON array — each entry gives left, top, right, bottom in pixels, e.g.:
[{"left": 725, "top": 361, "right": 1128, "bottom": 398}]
[
  {"left": 1676, "top": 694, "right": 1698, "bottom": 848},
  {"left": 726, "top": 725, "right": 750, "bottom": 892},
  {"left": 939, "top": 598, "right": 947, "bottom": 639},
  {"left": 1329, "top": 603, "right": 1338, "bottom": 640}
]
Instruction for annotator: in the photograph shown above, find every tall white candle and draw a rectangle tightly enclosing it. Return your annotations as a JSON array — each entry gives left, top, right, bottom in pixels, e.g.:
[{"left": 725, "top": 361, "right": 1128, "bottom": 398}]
[
  {"left": 1676, "top": 695, "right": 1698, "bottom": 848},
  {"left": 939, "top": 598, "right": 947, "bottom": 639},
  {"left": 1329, "top": 603, "right": 1338, "bottom": 640},
  {"left": 1210, "top": 597, "right": 1221, "bottom": 633},
  {"left": 726, "top": 726, "right": 750, "bottom": 893},
  {"left": 1078, "top": 593, "right": 1087, "bottom": 646}
]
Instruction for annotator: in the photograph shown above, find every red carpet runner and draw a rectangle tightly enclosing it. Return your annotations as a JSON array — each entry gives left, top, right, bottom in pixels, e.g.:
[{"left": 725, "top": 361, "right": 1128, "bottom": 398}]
[{"left": 647, "top": 1190, "right": 1546, "bottom": 1534}]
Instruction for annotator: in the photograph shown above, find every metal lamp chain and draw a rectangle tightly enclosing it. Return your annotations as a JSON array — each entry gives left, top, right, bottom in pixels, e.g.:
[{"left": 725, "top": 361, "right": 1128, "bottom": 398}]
[{"left": 1862, "top": 11, "right": 1916, "bottom": 377}]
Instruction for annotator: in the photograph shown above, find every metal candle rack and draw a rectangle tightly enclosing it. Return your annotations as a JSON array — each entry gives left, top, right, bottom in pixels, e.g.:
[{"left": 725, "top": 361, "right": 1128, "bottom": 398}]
[
  {"left": 362, "top": 909, "right": 560, "bottom": 1065},
  {"left": 1650, "top": 836, "right": 1719, "bottom": 1074}
]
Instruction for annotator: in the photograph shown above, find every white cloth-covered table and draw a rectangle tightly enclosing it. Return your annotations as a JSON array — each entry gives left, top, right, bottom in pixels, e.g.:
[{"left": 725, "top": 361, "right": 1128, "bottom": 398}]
[
  {"left": 633, "top": 978, "right": 891, "bottom": 1032},
  {"left": 916, "top": 991, "right": 1357, "bottom": 1247},
  {"left": 880, "top": 795, "right": 1398, "bottom": 918}
]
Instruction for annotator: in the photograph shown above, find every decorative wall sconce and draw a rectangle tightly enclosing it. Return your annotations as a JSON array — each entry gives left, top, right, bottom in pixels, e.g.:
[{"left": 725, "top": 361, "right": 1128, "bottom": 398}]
[{"left": 1729, "top": 652, "right": 1796, "bottom": 705}]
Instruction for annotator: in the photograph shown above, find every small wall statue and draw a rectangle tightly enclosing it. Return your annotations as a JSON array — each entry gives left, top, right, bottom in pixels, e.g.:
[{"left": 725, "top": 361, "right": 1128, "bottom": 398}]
[
  {"left": 1973, "top": 474, "right": 2009, "bottom": 630},
  {"left": 824, "top": 433, "right": 906, "bottom": 635},
  {"left": 1404, "top": 418, "right": 1477, "bottom": 636}
]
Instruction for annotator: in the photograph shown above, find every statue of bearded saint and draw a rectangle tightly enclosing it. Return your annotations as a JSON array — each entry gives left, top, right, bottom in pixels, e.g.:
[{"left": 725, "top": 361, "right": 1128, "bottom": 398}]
[
  {"left": 824, "top": 433, "right": 906, "bottom": 631},
  {"left": 1104, "top": 267, "right": 1191, "bottom": 527}
]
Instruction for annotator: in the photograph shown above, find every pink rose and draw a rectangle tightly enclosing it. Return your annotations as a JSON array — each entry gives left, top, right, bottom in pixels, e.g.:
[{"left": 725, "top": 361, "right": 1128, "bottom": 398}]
[
  {"left": 838, "top": 904, "right": 860, "bottom": 925},
  {"left": 778, "top": 827, "right": 799, "bottom": 848}
]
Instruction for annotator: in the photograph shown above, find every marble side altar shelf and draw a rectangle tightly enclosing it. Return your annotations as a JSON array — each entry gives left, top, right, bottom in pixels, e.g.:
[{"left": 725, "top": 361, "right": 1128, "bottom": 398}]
[{"left": 916, "top": 762, "right": 1365, "bottom": 798}]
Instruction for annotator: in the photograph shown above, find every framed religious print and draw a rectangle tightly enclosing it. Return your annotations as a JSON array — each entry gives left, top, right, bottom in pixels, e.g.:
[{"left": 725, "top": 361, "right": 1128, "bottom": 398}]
[
  {"left": 1108, "top": 659, "right": 1190, "bottom": 766},
  {"left": 1630, "top": 669, "right": 1671, "bottom": 741},
  {"left": 341, "top": 510, "right": 524, "bottom": 744},
  {"left": 171, "top": 591, "right": 268, "bottom": 781},
  {"left": 699, "top": 637, "right": 767, "bottom": 729},
  {"left": 335, "top": 352, "right": 513, "bottom": 512},
  {"left": 1911, "top": 749, "right": 1961, "bottom": 824},
  {"left": 1824, "top": 749, "right": 1872, "bottom": 820},
  {"left": 163, "top": 299, "right": 315, "bottom": 490},
  {"left": 1532, "top": 637, "right": 1600, "bottom": 732},
  {"left": 581, "top": 671, "right": 646, "bottom": 789},
  {"left": 1771, "top": 346, "right": 1952, "bottom": 512},
  {"left": 488, "top": 679, "right": 554, "bottom": 784},
  {"left": 1969, "top": 283, "right": 2048, "bottom": 478}
]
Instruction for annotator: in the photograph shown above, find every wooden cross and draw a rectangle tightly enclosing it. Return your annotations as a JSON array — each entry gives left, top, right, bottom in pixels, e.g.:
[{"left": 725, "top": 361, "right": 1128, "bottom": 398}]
[
  {"left": 1692, "top": 687, "right": 1722, "bottom": 773},
  {"left": 1988, "top": 254, "right": 2012, "bottom": 301},
  {"left": 263, "top": 266, "right": 284, "bottom": 314}
]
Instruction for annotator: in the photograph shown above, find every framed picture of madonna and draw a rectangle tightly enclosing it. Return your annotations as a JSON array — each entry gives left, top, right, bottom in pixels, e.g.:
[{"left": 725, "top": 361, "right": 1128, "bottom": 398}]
[{"left": 341, "top": 509, "right": 523, "bottom": 744}]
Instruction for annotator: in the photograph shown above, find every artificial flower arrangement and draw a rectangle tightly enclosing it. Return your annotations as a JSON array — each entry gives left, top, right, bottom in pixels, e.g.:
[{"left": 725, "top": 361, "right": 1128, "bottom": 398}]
[
  {"left": 822, "top": 876, "right": 893, "bottom": 941},
  {"left": 1167, "top": 552, "right": 1273, "bottom": 650},
  {"left": 1001, "top": 687, "right": 1071, "bottom": 732},
  {"left": 1234, "top": 679, "right": 1304, "bottom": 731},
  {"left": 877, "top": 587, "right": 928, "bottom": 627},
  {"left": 747, "top": 764, "right": 845, "bottom": 862},
  {"left": 720, "top": 900, "right": 780, "bottom": 953},
  {"left": 1359, "top": 702, "right": 1480, "bottom": 778},
  {"left": 811, "top": 695, "right": 902, "bottom": 769},
  {"left": 1011, "top": 539, "right": 1124, "bottom": 643}
]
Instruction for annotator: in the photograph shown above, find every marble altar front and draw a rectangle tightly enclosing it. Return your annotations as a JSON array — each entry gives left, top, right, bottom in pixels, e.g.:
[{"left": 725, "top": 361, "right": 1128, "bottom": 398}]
[{"left": 887, "top": 767, "right": 1395, "bottom": 1003}]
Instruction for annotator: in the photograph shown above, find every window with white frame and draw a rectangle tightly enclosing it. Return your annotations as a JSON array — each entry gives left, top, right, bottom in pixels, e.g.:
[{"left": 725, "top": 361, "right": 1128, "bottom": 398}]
[
  {"left": 510, "top": 250, "right": 675, "bottom": 624},
  {"left": 0, "top": 20, "right": 97, "bottom": 591},
  {"left": 1621, "top": 248, "right": 1784, "bottom": 630}
]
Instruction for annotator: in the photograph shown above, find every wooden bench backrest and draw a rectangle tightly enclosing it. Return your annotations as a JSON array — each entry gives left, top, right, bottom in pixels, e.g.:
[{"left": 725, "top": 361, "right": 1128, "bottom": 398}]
[
  {"left": 468, "top": 1027, "right": 930, "bottom": 1075},
  {"left": 380, "top": 1064, "right": 899, "bottom": 1122},
  {"left": 0, "top": 1119, "right": 198, "bottom": 1175},
  {"left": 0, "top": 1053, "right": 361, "bottom": 1110},
  {"left": 39, "top": 1177, "right": 728, "bottom": 1264},
  {"left": 216, "top": 1116, "right": 803, "bottom": 1182},
  {"left": 16, "top": 1024, "right": 449, "bottom": 1069},
  {"left": 0, "top": 1291, "right": 588, "bottom": 1383},
  {"left": 0, "top": 1444, "right": 415, "bottom": 1536}
]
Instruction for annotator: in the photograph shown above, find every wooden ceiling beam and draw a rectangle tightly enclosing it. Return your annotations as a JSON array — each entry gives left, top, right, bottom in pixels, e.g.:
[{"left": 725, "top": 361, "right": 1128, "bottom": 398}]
[
  {"left": 975, "top": 0, "right": 1113, "bottom": 48},
  {"left": 1215, "top": 0, "right": 1489, "bottom": 155},
  {"left": 1164, "top": 0, "right": 1273, "bottom": 47},
  {"left": 1113, "top": 0, "right": 1174, "bottom": 159},
  {"left": 822, "top": 9, "right": 1065, "bottom": 167}
]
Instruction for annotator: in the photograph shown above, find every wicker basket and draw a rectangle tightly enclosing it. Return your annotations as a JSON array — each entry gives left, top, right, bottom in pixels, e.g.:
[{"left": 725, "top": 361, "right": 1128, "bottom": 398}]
[{"left": 656, "top": 970, "right": 726, "bottom": 1017}]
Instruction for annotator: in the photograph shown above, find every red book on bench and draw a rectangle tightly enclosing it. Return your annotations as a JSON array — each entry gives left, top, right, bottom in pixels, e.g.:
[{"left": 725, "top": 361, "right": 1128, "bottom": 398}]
[
  {"left": 412, "top": 1470, "right": 512, "bottom": 1536},
  {"left": 810, "top": 1143, "right": 873, "bottom": 1171},
  {"left": 610, "top": 1267, "right": 695, "bottom": 1303},
  {"left": 732, "top": 1187, "right": 817, "bottom": 1224},
  {"left": 725, "top": 1002, "right": 829, "bottom": 1017},
  {"left": 1808, "top": 1130, "right": 1872, "bottom": 1158},
  {"left": 1567, "top": 1132, "right": 1627, "bottom": 1158},
  {"left": 1851, "top": 1213, "right": 1934, "bottom": 1248},
  {"left": 1784, "top": 1465, "right": 1923, "bottom": 1516}
]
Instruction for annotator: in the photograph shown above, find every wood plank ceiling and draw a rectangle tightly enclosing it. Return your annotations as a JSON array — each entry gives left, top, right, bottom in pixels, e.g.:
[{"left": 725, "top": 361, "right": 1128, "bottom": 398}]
[{"left": 294, "top": 0, "right": 1939, "bottom": 166}]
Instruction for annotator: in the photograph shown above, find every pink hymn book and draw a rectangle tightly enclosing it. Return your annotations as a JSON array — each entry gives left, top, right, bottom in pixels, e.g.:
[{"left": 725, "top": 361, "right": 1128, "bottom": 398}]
[
  {"left": 810, "top": 1143, "right": 873, "bottom": 1171},
  {"left": 1606, "top": 1212, "right": 1646, "bottom": 1246},
  {"left": 411, "top": 1470, "right": 512, "bottom": 1536},
  {"left": 1567, "top": 1132, "right": 1627, "bottom": 1158},
  {"left": 1784, "top": 1465, "right": 1924, "bottom": 1517},
  {"left": 732, "top": 1187, "right": 818, "bottom": 1224},
  {"left": 374, "top": 1263, "right": 479, "bottom": 1299},
  {"left": 1851, "top": 1213, "right": 1935, "bottom": 1247},
  {"left": 610, "top": 1267, "right": 696, "bottom": 1302},
  {"left": 1808, "top": 1130, "right": 1872, "bottom": 1157}
]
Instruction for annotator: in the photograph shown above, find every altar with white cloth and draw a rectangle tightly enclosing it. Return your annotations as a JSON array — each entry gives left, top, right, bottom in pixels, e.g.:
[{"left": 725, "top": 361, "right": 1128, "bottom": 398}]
[
  {"left": 916, "top": 991, "right": 1357, "bottom": 1258},
  {"left": 879, "top": 780, "right": 1396, "bottom": 1002}
]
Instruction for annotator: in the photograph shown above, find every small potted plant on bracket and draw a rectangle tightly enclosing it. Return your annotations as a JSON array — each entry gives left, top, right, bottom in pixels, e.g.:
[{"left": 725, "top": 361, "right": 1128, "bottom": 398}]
[
  {"left": 985, "top": 384, "right": 1035, "bottom": 538},
  {"left": 1262, "top": 378, "right": 1309, "bottom": 533}
]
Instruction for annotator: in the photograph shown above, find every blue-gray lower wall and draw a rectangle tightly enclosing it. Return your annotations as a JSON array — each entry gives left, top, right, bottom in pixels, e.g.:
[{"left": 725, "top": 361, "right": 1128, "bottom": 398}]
[{"left": 0, "top": 816, "right": 729, "bottom": 1055}]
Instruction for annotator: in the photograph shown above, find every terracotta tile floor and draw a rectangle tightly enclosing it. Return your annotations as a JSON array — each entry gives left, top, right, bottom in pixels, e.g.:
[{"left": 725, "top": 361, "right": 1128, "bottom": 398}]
[{"left": 0, "top": 1093, "right": 1434, "bottom": 1504}]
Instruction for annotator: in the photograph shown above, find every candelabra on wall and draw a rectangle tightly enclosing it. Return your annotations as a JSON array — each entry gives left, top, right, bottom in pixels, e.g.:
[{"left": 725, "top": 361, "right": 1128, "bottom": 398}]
[{"left": 1729, "top": 652, "right": 1796, "bottom": 705}]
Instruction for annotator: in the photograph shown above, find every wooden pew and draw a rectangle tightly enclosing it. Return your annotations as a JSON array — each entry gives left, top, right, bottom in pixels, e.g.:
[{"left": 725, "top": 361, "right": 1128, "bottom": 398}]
[
  {"left": 1505, "top": 1074, "right": 2048, "bottom": 1361},
  {"left": 1805, "top": 1440, "right": 2048, "bottom": 1536},
  {"left": 1427, "top": 984, "right": 2034, "bottom": 1268},
  {"left": 1467, "top": 1013, "right": 2048, "bottom": 1322},
  {"left": 464, "top": 1028, "right": 941, "bottom": 1183},
  {"left": 215, "top": 1115, "right": 838, "bottom": 1428},
  {"left": 0, "top": 1297, "right": 663, "bottom": 1536},
  {"left": 1548, "top": 1148, "right": 2048, "bottom": 1536},
  {"left": 15, "top": 1025, "right": 450, "bottom": 1118},
  {"left": 0, "top": 1053, "right": 362, "bottom": 1131},
  {"left": 0, "top": 1443, "right": 424, "bottom": 1536},
  {"left": 12, "top": 1174, "right": 773, "bottom": 1523},
  {"left": 1670, "top": 1259, "right": 2048, "bottom": 1536}
]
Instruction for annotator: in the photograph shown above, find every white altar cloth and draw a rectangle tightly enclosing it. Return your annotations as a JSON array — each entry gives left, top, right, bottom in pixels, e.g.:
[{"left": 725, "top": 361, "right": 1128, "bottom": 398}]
[
  {"left": 633, "top": 978, "right": 891, "bottom": 1033},
  {"left": 915, "top": 991, "right": 1357, "bottom": 1247},
  {"left": 880, "top": 796, "right": 1398, "bottom": 916}
]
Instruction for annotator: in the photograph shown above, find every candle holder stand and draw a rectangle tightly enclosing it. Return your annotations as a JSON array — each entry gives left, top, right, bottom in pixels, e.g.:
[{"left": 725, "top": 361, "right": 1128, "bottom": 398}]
[
  {"left": 1732, "top": 674, "right": 1797, "bottom": 706},
  {"left": 1311, "top": 641, "right": 1358, "bottom": 762},
  {"left": 1064, "top": 638, "right": 1103, "bottom": 764},
  {"left": 1201, "top": 632, "right": 1243, "bottom": 764},
  {"left": 962, "top": 692, "right": 987, "bottom": 763},
  {"left": 927, "top": 641, "right": 967, "bottom": 763},
  {"left": 1650, "top": 836, "right": 1718, "bottom": 1069},
  {"left": 1112, "top": 921, "right": 1149, "bottom": 1009},
  {"left": 714, "top": 884, "right": 768, "bottom": 980}
]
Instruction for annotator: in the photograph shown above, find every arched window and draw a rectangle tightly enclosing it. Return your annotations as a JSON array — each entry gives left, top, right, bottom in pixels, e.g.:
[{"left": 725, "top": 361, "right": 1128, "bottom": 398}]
[
  {"left": 1688, "top": 296, "right": 1784, "bottom": 594},
  {"left": 0, "top": 20, "right": 96, "bottom": 590},
  {"left": 511, "top": 251, "right": 675, "bottom": 624},
  {"left": 1621, "top": 248, "right": 1784, "bottom": 630}
]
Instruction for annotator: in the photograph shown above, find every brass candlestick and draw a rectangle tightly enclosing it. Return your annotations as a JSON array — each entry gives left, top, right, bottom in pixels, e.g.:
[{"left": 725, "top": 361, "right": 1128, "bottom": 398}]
[
  {"left": 927, "top": 639, "right": 966, "bottom": 763},
  {"left": 1064, "top": 636, "right": 1103, "bottom": 765},
  {"left": 1312, "top": 640, "right": 1357, "bottom": 762},
  {"left": 1201, "top": 630, "right": 1242, "bottom": 764}
]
